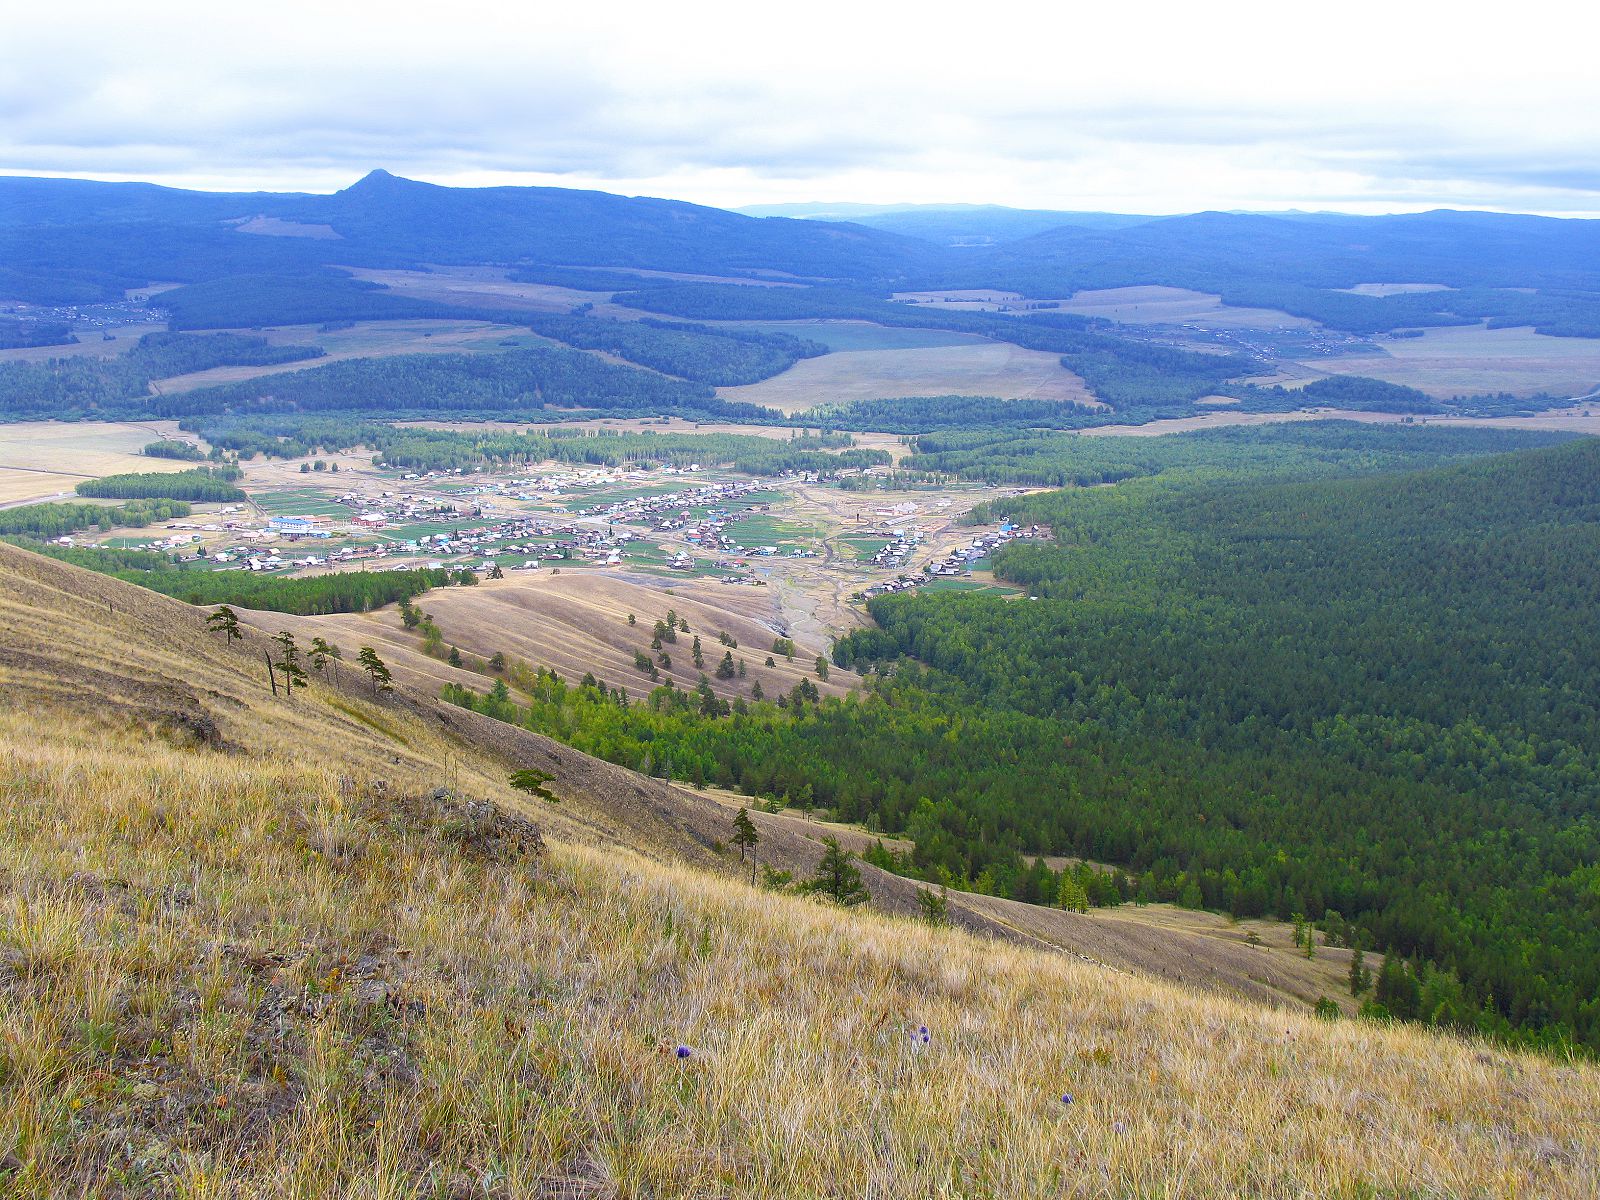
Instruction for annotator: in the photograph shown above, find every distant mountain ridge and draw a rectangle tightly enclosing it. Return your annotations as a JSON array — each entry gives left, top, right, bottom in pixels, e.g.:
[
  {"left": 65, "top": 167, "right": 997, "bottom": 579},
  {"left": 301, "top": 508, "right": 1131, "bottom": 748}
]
[
  {"left": 7, "top": 172, "right": 1600, "bottom": 336},
  {"left": 735, "top": 201, "right": 1155, "bottom": 244},
  {"left": 0, "top": 170, "right": 941, "bottom": 305}
]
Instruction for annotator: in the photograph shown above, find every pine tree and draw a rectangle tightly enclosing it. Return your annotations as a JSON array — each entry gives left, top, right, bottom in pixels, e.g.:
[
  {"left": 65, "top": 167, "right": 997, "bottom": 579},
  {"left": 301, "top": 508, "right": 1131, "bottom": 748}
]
[
  {"left": 205, "top": 604, "right": 242, "bottom": 643},
  {"left": 731, "top": 807, "right": 760, "bottom": 884},
  {"left": 272, "top": 631, "right": 307, "bottom": 700},
  {"left": 509, "top": 768, "right": 557, "bottom": 802},
  {"left": 309, "top": 636, "right": 341, "bottom": 681},
  {"left": 802, "top": 837, "right": 869, "bottom": 906},
  {"left": 1057, "top": 872, "right": 1089, "bottom": 913},
  {"left": 815, "top": 656, "right": 830, "bottom": 681},
  {"left": 357, "top": 646, "right": 393, "bottom": 695},
  {"left": 1348, "top": 947, "right": 1371, "bottom": 997},
  {"left": 716, "top": 651, "right": 736, "bottom": 680},
  {"left": 916, "top": 886, "right": 950, "bottom": 926},
  {"left": 448, "top": 646, "right": 464, "bottom": 668}
]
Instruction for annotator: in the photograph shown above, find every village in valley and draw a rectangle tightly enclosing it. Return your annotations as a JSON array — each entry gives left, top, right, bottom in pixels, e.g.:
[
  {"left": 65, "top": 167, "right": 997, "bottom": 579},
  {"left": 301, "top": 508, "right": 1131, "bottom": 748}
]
[{"left": 31, "top": 421, "right": 1046, "bottom": 643}]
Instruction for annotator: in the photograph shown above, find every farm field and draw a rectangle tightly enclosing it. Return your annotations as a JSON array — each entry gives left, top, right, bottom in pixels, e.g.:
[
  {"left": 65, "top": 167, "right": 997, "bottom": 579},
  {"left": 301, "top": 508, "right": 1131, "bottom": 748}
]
[
  {"left": 1055, "top": 285, "right": 1317, "bottom": 329},
  {"left": 342, "top": 266, "right": 613, "bottom": 313},
  {"left": 0, "top": 321, "right": 169, "bottom": 365},
  {"left": 1309, "top": 323, "right": 1600, "bottom": 398},
  {"left": 0, "top": 418, "right": 193, "bottom": 505},
  {"left": 718, "top": 341, "right": 1098, "bottom": 413}
]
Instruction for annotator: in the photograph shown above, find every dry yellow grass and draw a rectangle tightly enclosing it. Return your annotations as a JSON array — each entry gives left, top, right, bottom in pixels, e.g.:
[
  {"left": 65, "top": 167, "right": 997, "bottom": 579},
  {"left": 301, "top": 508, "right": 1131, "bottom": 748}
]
[
  {"left": 0, "top": 420, "right": 194, "bottom": 505},
  {"left": 252, "top": 570, "right": 847, "bottom": 707},
  {"left": 3, "top": 543, "right": 1599, "bottom": 1197}
]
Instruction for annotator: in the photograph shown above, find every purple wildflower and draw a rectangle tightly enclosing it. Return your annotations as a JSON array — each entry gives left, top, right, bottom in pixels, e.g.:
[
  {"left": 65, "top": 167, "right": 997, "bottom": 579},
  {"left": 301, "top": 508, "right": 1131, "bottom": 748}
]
[
  {"left": 675, "top": 1045, "right": 692, "bottom": 1059},
  {"left": 1062, "top": 1093, "right": 1074, "bottom": 1105}
]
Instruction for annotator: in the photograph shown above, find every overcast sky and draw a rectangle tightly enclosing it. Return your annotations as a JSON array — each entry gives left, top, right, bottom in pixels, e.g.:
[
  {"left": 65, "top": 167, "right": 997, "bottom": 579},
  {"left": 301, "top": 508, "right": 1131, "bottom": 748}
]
[{"left": 6, "top": 1, "right": 1600, "bottom": 215}]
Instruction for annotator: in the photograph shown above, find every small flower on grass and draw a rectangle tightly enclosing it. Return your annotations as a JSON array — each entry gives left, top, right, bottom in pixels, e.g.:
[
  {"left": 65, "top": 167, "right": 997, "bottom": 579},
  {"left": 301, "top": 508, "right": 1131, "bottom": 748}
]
[
  {"left": 675, "top": 1044, "right": 692, "bottom": 1059},
  {"left": 1061, "top": 1093, "right": 1074, "bottom": 1106}
]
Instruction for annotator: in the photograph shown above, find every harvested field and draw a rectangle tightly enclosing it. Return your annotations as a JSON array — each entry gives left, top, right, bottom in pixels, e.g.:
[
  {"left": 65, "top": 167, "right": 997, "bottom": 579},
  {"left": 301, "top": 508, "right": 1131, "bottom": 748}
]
[
  {"left": 719, "top": 342, "right": 1096, "bottom": 414},
  {"left": 0, "top": 419, "right": 193, "bottom": 505}
]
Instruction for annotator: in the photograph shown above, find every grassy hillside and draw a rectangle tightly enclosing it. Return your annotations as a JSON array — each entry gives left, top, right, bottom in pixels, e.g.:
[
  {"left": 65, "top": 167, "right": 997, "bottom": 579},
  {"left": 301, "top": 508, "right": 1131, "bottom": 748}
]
[{"left": 2, "top": 541, "right": 1599, "bottom": 1196}]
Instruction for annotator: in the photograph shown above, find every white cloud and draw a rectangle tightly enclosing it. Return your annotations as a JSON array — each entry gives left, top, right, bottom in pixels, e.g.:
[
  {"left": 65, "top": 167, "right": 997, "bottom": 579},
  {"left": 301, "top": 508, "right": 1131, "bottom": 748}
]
[{"left": 4, "top": 0, "right": 1600, "bottom": 214}]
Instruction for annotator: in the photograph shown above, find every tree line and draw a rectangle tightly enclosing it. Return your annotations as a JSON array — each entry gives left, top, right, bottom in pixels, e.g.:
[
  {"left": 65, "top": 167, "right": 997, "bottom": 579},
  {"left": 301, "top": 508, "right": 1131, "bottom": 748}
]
[
  {"left": 76, "top": 468, "right": 245, "bottom": 502},
  {"left": 0, "top": 498, "right": 192, "bottom": 538},
  {"left": 526, "top": 312, "right": 827, "bottom": 385}
]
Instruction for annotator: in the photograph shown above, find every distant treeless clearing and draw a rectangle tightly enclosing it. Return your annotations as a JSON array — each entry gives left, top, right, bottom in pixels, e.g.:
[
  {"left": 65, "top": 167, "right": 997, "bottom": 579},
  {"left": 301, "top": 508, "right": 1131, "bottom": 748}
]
[
  {"left": 1310, "top": 322, "right": 1600, "bottom": 397},
  {"left": 890, "top": 288, "right": 1033, "bottom": 311},
  {"left": 342, "top": 266, "right": 613, "bottom": 313},
  {"left": 1057, "top": 285, "right": 1318, "bottom": 329},
  {"left": 716, "top": 342, "right": 1098, "bottom": 414},
  {"left": 0, "top": 323, "right": 168, "bottom": 366},
  {"left": 1336, "top": 282, "right": 1453, "bottom": 296},
  {"left": 231, "top": 215, "right": 341, "bottom": 239}
]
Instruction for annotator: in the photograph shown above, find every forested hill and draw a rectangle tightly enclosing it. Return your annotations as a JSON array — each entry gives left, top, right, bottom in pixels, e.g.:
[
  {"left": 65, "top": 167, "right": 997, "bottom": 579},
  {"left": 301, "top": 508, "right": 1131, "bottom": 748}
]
[
  {"left": 834, "top": 436, "right": 1600, "bottom": 1049},
  {"left": 950, "top": 210, "right": 1600, "bottom": 334},
  {"left": 0, "top": 171, "right": 940, "bottom": 305}
]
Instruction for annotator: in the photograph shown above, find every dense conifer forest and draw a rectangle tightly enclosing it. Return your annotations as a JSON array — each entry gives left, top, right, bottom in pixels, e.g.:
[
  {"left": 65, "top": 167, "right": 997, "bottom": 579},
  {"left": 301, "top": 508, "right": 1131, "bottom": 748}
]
[{"left": 443, "top": 427, "right": 1600, "bottom": 1051}]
